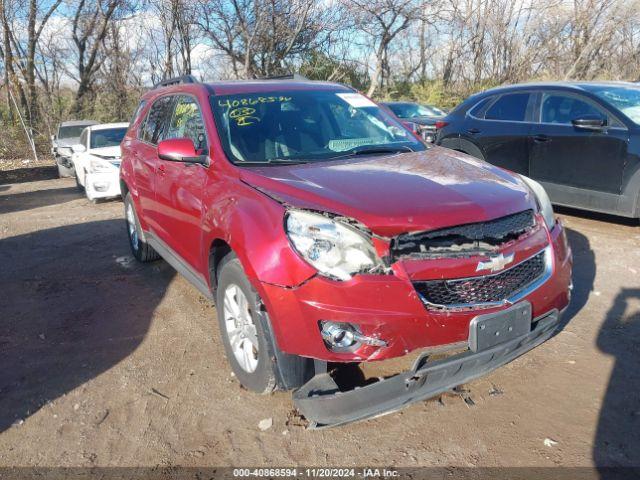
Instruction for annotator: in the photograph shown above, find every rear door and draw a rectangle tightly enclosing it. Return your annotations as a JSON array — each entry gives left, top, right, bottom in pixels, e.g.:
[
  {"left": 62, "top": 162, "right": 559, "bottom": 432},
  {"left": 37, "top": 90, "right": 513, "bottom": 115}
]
[
  {"left": 154, "top": 94, "right": 209, "bottom": 271},
  {"left": 466, "top": 92, "right": 535, "bottom": 175},
  {"left": 529, "top": 91, "right": 628, "bottom": 195},
  {"left": 136, "top": 95, "right": 175, "bottom": 235}
]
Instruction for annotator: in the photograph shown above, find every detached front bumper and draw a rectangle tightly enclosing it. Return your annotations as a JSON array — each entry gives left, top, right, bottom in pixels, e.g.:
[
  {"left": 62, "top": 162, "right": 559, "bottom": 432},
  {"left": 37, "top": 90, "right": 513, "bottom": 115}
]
[{"left": 294, "top": 308, "right": 562, "bottom": 428}]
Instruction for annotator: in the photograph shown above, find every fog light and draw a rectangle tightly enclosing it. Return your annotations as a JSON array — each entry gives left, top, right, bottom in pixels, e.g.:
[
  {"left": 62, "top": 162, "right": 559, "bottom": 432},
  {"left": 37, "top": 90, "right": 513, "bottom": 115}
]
[
  {"left": 319, "top": 321, "right": 387, "bottom": 352},
  {"left": 93, "top": 181, "right": 109, "bottom": 192}
]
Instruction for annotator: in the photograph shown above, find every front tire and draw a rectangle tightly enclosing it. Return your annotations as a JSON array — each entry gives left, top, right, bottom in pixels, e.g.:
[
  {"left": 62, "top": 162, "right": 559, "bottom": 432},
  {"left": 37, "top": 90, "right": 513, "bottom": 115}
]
[
  {"left": 216, "top": 253, "right": 279, "bottom": 394},
  {"left": 124, "top": 192, "right": 159, "bottom": 263}
]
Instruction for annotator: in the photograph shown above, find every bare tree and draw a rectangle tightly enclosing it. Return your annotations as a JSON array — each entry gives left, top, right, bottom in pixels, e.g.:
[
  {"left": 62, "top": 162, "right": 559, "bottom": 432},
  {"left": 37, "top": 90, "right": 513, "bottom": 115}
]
[
  {"left": 345, "top": 0, "right": 424, "bottom": 96},
  {"left": 195, "top": 0, "right": 339, "bottom": 78},
  {"left": 68, "top": 0, "right": 129, "bottom": 114},
  {"left": 0, "top": 0, "right": 61, "bottom": 124}
]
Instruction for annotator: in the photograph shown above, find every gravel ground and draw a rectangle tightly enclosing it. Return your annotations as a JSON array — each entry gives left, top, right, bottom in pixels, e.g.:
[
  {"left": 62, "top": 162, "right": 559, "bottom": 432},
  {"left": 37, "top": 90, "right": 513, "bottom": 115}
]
[{"left": 0, "top": 178, "right": 638, "bottom": 469}]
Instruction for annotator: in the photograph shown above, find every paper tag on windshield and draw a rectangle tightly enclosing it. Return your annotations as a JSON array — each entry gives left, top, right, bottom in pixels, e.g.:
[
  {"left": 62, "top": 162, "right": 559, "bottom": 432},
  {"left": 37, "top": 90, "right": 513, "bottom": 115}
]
[{"left": 336, "top": 93, "right": 377, "bottom": 108}]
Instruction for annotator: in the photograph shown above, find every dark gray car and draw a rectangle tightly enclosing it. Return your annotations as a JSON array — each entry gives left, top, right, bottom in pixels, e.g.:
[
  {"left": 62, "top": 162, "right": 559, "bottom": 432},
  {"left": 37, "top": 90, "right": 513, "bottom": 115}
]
[
  {"left": 52, "top": 120, "right": 97, "bottom": 177},
  {"left": 436, "top": 82, "right": 640, "bottom": 219}
]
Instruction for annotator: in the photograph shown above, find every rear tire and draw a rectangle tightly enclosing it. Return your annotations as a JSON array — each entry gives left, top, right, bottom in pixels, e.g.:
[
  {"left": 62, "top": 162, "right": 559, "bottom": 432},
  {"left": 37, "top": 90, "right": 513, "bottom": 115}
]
[
  {"left": 124, "top": 192, "right": 159, "bottom": 263},
  {"left": 215, "top": 253, "right": 280, "bottom": 394}
]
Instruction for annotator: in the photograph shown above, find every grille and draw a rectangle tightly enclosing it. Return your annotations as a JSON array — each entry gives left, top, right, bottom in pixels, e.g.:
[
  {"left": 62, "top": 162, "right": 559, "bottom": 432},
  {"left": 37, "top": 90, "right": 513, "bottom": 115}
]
[
  {"left": 391, "top": 210, "right": 535, "bottom": 259},
  {"left": 413, "top": 250, "right": 547, "bottom": 308}
]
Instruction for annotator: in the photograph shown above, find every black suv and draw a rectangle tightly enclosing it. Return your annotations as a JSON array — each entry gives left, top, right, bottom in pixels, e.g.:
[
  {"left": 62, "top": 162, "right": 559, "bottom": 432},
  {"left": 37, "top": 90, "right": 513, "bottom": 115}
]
[{"left": 436, "top": 82, "right": 640, "bottom": 219}]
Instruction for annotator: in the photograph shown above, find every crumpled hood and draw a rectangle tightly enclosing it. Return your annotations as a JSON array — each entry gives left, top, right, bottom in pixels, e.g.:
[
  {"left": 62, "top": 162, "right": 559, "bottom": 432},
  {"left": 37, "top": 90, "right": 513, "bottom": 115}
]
[
  {"left": 89, "top": 146, "right": 122, "bottom": 159},
  {"left": 240, "top": 147, "right": 536, "bottom": 237}
]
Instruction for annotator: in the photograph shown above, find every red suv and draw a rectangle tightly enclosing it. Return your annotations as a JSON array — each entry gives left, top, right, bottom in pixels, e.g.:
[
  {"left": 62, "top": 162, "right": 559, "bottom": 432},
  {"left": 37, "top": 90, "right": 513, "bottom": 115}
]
[{"left": 120, "top": 75, "right": 573, "bottom": 427}]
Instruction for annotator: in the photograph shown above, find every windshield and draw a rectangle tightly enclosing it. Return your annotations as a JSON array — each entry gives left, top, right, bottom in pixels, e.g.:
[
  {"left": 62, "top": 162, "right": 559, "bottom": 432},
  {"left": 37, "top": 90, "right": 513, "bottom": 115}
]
[
  {"left": 90, "top": 128, "right": 127, "bottom": 149},
  {"left": 387, "top": 103, "right": 444, "bottom": 119},
  {"left": 211, "top": 90, "right": 425, "bottom": 165},
  {"left": 58, "top": 125, "right": 88, "bottom": 139},
  {"left": 588, "top": 85, "right": 640, "bottom": 125}
]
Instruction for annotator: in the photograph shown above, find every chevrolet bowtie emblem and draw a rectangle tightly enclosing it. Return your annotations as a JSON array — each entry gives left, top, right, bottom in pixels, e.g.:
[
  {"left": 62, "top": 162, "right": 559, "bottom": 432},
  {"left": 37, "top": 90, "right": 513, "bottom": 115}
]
[{"left": 476, "top": 253, "right": 515, "bottom": 273}]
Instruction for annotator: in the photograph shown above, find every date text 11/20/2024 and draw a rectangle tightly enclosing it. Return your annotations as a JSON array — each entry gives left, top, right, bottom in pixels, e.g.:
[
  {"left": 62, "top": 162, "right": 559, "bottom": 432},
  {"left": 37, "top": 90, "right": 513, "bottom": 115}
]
[{"left": 232, "top": 468, "right": 399, "bottom": 477}]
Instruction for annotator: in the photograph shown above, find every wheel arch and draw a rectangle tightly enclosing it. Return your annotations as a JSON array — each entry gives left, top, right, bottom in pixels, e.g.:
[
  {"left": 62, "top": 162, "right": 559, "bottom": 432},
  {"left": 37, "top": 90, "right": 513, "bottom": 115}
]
[
  {"left": 455, "top": 138, "right": 486, "bottom": 161},
  {"left": 208, "top": 238, "right": 233, "bottom": 293}
]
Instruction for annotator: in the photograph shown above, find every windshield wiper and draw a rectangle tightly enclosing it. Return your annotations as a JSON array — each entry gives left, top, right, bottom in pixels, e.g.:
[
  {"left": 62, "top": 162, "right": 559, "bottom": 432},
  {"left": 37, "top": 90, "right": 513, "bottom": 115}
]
[
  {"left": 237, "top": 158, "right": 309, "bottom": 166},
  {"left": 331, "top": 145, "right": 414, "bottom": 159}
]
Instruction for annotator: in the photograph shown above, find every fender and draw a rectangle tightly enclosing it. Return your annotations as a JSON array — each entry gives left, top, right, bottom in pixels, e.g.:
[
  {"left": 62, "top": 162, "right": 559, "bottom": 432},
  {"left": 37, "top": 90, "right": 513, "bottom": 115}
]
[
  {"left": 619, "top": 161, "right": 640, "bottom": 217},
  {"left": 200, "top": 177, "right": 318, "bottom": 363},
  {"left": 201, "top": 176, "right": 316, "bottom": 289}
]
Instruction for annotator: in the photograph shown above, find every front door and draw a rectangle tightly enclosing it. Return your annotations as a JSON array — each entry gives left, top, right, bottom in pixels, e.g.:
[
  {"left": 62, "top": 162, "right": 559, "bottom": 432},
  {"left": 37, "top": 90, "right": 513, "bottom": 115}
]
[
  {"left": 529, "top": 91, "right": 628, "bottom": 195},
  {"left": 154, "top": 95, "right": 209, "bottom": 271}
]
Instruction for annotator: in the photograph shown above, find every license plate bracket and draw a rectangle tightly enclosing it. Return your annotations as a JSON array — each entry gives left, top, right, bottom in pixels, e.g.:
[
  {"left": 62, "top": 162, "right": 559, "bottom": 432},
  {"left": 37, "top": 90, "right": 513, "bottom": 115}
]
[{"left": 469, "top": 302, "right": 532, "bottom": 352}]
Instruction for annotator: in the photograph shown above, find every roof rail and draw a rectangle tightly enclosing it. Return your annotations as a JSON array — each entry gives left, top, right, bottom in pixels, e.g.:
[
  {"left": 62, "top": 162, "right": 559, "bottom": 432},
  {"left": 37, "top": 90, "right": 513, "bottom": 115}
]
[
  {"left": 153, "top": 74, "right": 198, "bottom": 89},
  {"left": 259, "top": 73, "right": 309, "bottom": 81}
]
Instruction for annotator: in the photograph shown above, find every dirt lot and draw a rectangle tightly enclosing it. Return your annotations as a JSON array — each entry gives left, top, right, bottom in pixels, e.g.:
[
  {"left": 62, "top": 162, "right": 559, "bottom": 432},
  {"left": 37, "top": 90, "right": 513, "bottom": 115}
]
[{"left": 0, "top": 177, "right": 639, "bottom": 469}]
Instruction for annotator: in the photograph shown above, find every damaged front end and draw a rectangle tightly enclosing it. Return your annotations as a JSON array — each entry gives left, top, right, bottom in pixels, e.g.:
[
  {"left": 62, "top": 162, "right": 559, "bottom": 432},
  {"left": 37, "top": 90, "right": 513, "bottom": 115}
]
[{"left": 294, "top": 306, "right": 562, "bottom": 428}]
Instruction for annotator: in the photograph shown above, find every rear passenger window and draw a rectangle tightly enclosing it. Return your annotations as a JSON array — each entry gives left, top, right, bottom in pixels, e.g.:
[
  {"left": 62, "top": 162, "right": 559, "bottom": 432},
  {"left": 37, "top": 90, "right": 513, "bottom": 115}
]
[
  {"left": 141, "top": 96, "right": 174, "bottom": 145},
  {"left": 485, "top": 93, "right": 530, "bottom": 121},
  {"left": 541, "top": 94, "right": 604, "bottom": 125},
  {"left": 469, "top": 97, "right": 493, "bottom": 117}
]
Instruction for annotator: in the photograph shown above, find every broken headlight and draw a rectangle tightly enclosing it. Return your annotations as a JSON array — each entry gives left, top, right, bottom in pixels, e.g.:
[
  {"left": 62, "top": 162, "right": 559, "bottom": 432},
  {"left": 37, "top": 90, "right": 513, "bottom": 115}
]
[
  {"left": 285, "top": 210, "right": 383, "bottom": 281},
  {"left": 520, "top": 175, "right": 555, "bottom": 230}
]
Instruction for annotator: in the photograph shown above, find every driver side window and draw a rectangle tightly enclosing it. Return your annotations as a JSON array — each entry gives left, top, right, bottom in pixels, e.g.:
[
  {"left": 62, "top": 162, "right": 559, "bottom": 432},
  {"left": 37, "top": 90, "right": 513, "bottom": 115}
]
[
  {"left": 166, "top": 96, "right": 208, "bottom": 152},
  {"left": 541, "top": 93, "right": 605, "bottom": 125}
]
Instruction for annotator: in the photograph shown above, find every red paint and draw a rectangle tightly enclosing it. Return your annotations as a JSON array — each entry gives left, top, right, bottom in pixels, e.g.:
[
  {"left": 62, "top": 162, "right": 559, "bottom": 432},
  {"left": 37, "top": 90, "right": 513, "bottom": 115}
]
[
  {"left": 157, "top": 138, "right": 198, "bottom": 161},
  {"left": 120, "top": 81, "right": 572, "bottom": 362}
]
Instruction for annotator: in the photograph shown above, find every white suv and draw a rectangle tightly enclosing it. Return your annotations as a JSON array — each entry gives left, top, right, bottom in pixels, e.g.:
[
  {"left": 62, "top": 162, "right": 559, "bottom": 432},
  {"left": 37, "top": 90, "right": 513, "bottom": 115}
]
[{"left": 71, "top": 122, "right": 129, "bottom": 202}]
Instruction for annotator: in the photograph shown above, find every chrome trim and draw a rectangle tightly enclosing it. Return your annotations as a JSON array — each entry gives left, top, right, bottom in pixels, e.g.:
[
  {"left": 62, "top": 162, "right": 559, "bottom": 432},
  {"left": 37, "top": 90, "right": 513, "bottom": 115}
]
[{"left": 416, "top": 245, "right": 553, "bottom": 311}]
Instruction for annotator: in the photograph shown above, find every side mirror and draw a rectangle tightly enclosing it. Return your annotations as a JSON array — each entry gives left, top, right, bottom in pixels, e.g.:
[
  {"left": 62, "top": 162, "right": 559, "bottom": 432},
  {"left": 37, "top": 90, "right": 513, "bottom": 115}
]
[
  {"left": 50, "top": 135, "right": 56, "bottom": 141},
  {"left": 157, "top": 138, "right": 208, "bottom": 165},
  {"left": 572, "top": 114, "right": 607, "bottom": 131},
  {"left": 71, "top": 144, "right": 86, "bottom": 153}
]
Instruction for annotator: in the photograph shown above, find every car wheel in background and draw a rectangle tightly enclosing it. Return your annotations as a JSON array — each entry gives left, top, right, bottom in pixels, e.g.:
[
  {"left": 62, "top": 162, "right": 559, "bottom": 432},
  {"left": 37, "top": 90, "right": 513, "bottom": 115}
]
[
  {"left": 215, "top": 253, "right": 283, "bottom": 394},
  {"left": 124, "top": 192, "right": 159, "bottom": 262}
]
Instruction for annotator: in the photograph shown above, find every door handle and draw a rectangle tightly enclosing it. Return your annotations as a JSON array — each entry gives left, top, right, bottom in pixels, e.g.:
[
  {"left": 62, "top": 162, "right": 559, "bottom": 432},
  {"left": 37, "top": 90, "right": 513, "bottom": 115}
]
[
  {"left": 157, "top": 164, "right": 166, "bottom": 175},
  {"left": 467, "top": 128, "right": 481, "bottom": 135},
  {"left": 533, "top": 134, "right": 550, "bottom": 143}
]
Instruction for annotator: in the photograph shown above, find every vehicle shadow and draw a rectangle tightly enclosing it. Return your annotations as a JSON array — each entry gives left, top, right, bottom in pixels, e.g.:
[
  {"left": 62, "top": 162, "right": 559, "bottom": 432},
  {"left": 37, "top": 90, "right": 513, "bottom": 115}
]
[
  {"left": 560, "top": 217, "right": 640, "bottom": 469},
  {"left": 0, "top": 166, "right": 58, "bottom": 185},
  {"left": 560, "top": 227, "right": 596, "bottom": 328},
  {"left": 0, "top": 219, "right": 174, "bottom": 432},
  {"left": 594, "top": 288, "right": 640, "bottom": 469},
  {"left": 0, "top": 186, "right": 82, "bottom": 215}
]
